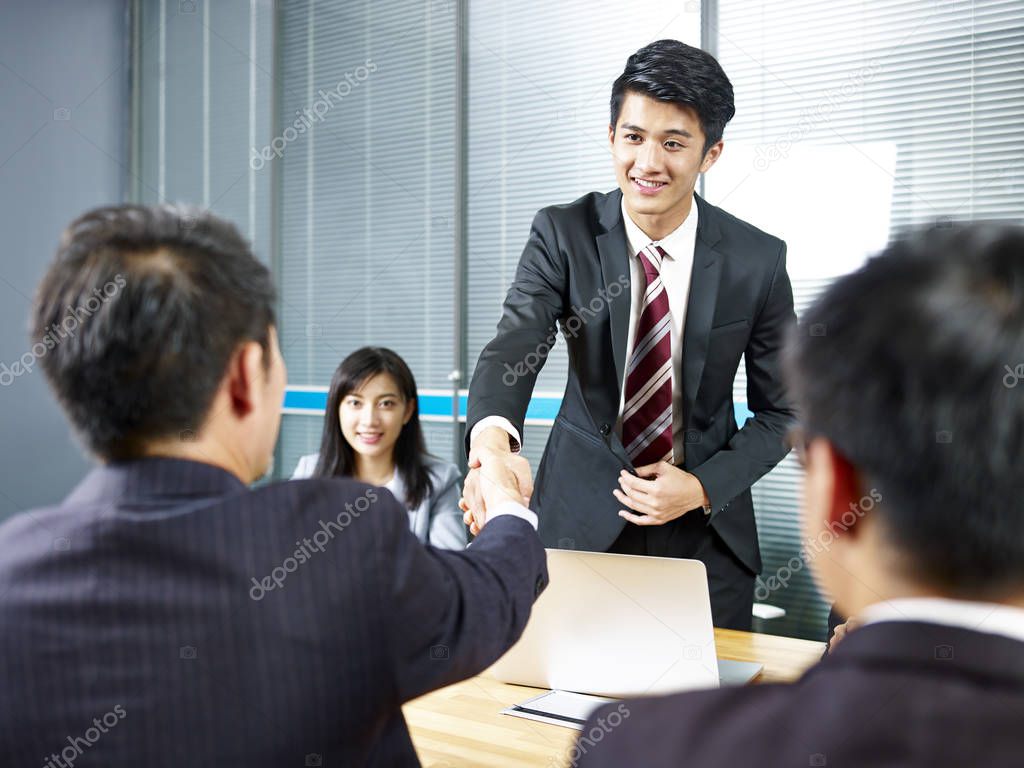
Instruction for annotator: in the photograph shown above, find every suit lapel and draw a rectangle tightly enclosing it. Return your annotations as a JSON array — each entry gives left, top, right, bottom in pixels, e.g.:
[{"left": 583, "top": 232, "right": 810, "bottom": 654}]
[
  {"left": 596, "top": 192, "right": 723, "bottom": 427},
  {"left": 596, "top": 190, "right": 631, "bottom": 391},
  {"left": 682, "top": 195, "right": 723, "bottom": 415}
]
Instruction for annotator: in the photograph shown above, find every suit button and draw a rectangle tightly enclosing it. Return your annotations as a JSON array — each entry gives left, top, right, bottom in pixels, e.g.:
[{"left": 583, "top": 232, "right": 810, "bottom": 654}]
[
  {"left": 535, "top": 576, "right": 546, "bottom": 596},
  {"left": 599, "top": 423, "right": 611, "bottom": 435}
]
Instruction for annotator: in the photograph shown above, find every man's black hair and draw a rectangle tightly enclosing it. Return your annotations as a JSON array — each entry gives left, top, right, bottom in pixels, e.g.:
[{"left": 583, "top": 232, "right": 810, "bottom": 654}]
[
  {"left": 610, "top": 39, "right": 736, "bottom": 153},
  {"left": 32, "top": 204, "right": 276, "bottom": 461},
  {"left": 788, "top": 223, "right": 1024, "bottom": 596}
]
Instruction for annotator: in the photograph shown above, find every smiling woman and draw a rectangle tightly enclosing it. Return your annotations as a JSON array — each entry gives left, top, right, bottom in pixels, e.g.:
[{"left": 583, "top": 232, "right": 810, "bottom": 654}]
[{"left": 290, "top": 347, "right": 467, "bottom": 550}]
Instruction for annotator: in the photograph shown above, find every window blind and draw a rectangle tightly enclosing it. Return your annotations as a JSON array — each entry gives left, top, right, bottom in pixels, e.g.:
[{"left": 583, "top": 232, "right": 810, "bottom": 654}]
[
  {"left": 276, "top": 0, "right": 458, "bottom": 475},
  {"left": 135, "top": 0, "right": 274, "bottom": 255}
]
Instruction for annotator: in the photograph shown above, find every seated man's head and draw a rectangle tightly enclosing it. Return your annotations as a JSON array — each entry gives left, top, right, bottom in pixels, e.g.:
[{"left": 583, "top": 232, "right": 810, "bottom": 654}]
[
  {"left": 33, "top": 204, "right": 285, "bottom": 483},
  {"left": 788, "top": 224, "right": 1024, "bottom": 616}
]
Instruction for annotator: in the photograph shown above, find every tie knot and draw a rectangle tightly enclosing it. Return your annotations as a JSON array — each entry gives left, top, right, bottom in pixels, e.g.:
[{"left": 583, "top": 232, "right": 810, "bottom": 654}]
[{"left": 638, "top": 244, "right": 666, "bottom": 279}]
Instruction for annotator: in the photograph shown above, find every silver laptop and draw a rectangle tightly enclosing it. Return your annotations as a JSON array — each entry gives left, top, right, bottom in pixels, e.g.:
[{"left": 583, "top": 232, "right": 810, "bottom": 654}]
[{"left": 485, "top": 549, "right": 761, "bottom": 697}]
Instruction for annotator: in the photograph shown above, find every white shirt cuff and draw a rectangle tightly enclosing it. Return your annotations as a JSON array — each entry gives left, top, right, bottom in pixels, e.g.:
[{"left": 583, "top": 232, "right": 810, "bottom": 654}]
[
  {"left": 470, "top": 416, "right": 522, "bottom": 453},
  {"left": 487, "top": 500, "right": 538, "bottom": 530}
]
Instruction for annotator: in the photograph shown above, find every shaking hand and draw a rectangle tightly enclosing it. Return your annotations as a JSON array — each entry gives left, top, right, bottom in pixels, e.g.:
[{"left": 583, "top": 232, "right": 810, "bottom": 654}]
[{"left": 460, "top": 427, "right": 533, "bottom": 535}]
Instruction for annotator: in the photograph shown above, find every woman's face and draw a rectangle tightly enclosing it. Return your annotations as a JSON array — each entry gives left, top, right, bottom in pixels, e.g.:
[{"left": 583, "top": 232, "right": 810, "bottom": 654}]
[{"left": 338, "top": 372, "right": 414, "bottom": 463}]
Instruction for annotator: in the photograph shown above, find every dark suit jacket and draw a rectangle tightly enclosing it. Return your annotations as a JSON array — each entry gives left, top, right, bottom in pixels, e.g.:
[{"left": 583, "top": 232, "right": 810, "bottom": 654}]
[
  {"left": 577, "top": 621, "right": 1024, "bottom": 767},
  {"left": 0, "top": 458, "right": 547, "bottom": 767},
  {"left": 467, "top": 189, "right": 795, "bottom": 573}
]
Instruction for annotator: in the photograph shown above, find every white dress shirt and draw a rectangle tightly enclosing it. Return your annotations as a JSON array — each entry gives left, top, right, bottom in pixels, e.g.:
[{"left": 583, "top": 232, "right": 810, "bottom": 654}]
[
  {"left": 483, "top": 500, "right": 539, "bottom": 530},
  {"left": 859, "top": 597, "right": 1024, "bottom": 644},
  {"left": 473, "top": 195, "right": 699, "bottom": 464},
  {"left": 619, "top": 196, "right": 698, "bottom": 463}
]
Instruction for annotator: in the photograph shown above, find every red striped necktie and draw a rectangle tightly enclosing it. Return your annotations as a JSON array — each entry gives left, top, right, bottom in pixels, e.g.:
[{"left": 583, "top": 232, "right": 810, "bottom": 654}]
[{"left": 622, "top": 244, "right": 673, "bottom": 467}]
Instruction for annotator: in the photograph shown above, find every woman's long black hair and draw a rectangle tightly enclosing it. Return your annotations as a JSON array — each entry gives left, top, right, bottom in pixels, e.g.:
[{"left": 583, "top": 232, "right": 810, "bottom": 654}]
[{"left": 312, "top": 347, "right": 432, "bottom": 509}]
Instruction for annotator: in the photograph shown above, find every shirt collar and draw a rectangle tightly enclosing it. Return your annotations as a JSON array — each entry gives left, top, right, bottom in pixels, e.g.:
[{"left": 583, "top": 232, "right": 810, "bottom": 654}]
[
  {"left": 860, "top": 597, "right": 1024, "bottom": 644},
  {"left": 620, "top": 194, "right": 699, "bottom": 261}
]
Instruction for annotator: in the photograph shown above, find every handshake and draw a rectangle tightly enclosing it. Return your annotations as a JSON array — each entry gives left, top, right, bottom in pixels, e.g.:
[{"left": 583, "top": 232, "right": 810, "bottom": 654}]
[{"left": 459, "top": 426, "right": 534, "bottom": 535}]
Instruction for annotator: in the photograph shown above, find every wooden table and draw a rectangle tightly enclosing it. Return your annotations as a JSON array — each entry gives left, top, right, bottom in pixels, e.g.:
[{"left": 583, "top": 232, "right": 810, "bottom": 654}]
[{"left": 404, "top": 628, "right": 825, "bottom": 767}]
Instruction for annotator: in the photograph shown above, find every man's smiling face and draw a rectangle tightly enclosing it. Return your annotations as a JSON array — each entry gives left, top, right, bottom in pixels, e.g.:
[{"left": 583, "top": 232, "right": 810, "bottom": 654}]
[{"left": 610, "top": 91, "right": 722, "bottom": 237}]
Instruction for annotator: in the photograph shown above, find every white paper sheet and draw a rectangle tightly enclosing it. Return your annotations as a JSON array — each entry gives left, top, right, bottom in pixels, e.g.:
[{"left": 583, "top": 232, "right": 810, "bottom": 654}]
[{"left": 502, "top": 689, "right": 616, "bottom": 731}]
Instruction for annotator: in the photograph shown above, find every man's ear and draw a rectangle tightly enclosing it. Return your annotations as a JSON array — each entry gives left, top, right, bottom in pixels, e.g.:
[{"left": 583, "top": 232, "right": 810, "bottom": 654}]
[
  {"left": 824, "top": 440, "right": 865, "bottom": 535},
  {"left": 804, "top": 437, "right": 864, "bottom": 538},
  {"left": 226, "top": 341, "right": 266, "bottom": 418},
  {"left": 699, "top": 140, "right": 724, "bottom": 174},
  {"left": 608, "top": 123, "right": 616, "bottom": 146}
]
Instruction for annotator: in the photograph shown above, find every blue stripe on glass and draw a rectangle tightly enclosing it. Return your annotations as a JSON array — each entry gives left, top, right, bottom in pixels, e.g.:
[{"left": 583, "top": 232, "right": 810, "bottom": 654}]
[
  {"left": 283, "top": 389, "right": 328, "bottom": 411},
  {"left": 283, "top": 388, "right": 752, "bottom": 426}
]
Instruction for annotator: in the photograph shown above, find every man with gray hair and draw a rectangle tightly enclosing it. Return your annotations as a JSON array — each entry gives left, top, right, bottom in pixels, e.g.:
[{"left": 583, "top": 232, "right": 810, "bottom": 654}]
[{"left": 0, "top": 204, "right": 547, "bottom": 767}]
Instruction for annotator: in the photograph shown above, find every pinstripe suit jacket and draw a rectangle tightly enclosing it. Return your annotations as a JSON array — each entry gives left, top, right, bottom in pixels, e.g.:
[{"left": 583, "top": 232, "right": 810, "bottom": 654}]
[
  {"left": 0, "top": 457, "right": 547, "bottom": 767},
  {"left": 577, "top": 621, "right": 1024, "bottom": 767}
]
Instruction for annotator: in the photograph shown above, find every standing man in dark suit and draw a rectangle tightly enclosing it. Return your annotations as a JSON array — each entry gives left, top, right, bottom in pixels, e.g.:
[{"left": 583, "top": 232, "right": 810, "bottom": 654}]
[
  {"left": 575, "top": 224, "right": 1024, "bottom": 767},
  {"left": 0, "top": 205, "right": 547, "bottom": 767},
  {"left": 462, "top": 40, "right": 795, "bottom": 630}
]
